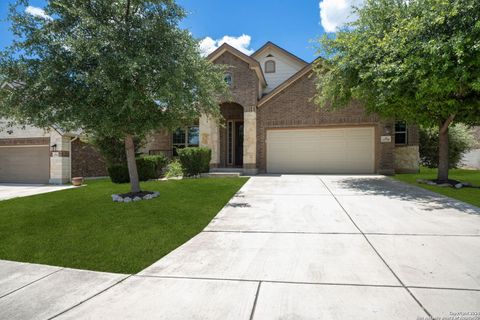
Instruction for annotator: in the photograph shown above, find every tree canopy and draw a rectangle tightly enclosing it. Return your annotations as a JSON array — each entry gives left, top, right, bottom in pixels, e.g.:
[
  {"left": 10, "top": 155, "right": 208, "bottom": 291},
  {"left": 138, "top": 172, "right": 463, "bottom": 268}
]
[
  {"left": 0, "top": 0, "right": 228, "bottom": 192},
  {"left": 314, "top": 0, "right": 480, "bottom": 181},
  {"left": 1, "top": 0, "right": 227, "bottom": 136}
]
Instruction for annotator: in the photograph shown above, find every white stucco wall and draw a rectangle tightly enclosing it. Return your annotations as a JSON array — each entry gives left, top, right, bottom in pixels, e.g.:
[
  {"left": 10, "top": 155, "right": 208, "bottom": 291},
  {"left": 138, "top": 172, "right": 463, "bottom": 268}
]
[{"left": 255, "top": 48, "right": 305, "bottom": 93}]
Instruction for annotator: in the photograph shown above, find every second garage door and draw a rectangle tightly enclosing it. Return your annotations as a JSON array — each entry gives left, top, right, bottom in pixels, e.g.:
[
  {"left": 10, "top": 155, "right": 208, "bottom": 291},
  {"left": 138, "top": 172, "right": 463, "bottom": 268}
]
[
  {"left": 266, "top": 127, "right": 375, "bottom": 174},
  {"left": 0, "top": 146, "right": 50, "bottom": 184}
]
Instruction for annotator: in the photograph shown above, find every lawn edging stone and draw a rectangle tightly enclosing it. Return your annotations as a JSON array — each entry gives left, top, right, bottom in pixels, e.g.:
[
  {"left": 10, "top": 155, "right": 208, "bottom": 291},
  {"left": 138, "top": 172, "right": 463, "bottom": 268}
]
[{"left": 111, "top": 191, "right": 160, "bottom": 203}]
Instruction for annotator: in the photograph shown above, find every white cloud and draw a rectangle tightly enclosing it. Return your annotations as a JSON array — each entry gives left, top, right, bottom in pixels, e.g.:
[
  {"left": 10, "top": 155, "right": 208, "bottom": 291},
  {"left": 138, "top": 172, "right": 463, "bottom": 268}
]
[
  {"left": 199, "top": 34, "right": 254, "bottom": 56},
  {"left": 319, "top": 0, "right": 363, "bottom": 32},
  {"left": 25, "top": 6, "right": 52, "bottom": 21}
]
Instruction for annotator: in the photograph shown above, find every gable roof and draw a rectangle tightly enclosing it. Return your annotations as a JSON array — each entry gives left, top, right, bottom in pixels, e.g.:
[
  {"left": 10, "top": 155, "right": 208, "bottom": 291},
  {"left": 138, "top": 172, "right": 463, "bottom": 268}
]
[
  {"left": 258, "top": 57, "right": 323, "bottom": 107},
  {"left": 207, "top": 43, "right": 267, "bottom": 87},
  {"left": 251, "top": 41, "right": 309, "bottom": 67}
]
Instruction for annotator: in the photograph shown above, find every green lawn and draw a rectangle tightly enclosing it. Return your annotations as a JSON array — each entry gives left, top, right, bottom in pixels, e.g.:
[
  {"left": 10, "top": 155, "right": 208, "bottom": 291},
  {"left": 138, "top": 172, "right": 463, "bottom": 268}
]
[
  {"left": 393, "top": 167, "right": 480, "bottom": 207},
  {"left": 0, "top": 178, "right": 247, "bottom": 274}
]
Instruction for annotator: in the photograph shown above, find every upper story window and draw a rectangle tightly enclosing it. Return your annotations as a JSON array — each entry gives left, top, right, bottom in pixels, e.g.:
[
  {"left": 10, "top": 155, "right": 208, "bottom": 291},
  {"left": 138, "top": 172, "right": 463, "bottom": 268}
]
[
  {"left": 395, "top": 121, "right": 408, "bottom": 145},
  {"left": 224, "top": 73, "right": 233, "bottom": 87},
  {"left": 265, "top": 60, "right": 276, "bottom": 73}
]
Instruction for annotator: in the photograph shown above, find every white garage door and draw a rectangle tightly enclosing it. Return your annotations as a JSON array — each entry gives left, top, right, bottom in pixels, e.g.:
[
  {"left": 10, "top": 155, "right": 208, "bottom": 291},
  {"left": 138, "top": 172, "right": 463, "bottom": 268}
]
[
  {"left": 267, "top": 127, "right": 375, "bottom": 174},
  {"left": 0, "top": 146, "right": 50, "bottom": 183}
]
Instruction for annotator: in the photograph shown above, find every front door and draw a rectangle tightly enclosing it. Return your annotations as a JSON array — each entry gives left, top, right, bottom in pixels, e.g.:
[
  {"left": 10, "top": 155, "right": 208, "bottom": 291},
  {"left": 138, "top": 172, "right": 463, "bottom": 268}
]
[{"left": 235, "top": 122, "right": 244, "bottom": 167}]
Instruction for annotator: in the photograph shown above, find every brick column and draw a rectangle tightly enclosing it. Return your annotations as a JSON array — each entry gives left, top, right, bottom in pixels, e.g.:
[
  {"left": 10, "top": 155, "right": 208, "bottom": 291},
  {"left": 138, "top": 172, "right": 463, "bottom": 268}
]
[
  {"left": 243, "top": 107, "right": 258, "bottom": 175},
  {"left": 199, "top": 114, "right": 220, "bottom": 168}
]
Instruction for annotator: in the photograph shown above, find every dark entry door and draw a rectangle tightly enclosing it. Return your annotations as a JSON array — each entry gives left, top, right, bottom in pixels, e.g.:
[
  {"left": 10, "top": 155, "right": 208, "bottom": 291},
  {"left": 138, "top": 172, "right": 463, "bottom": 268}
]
[{"left": 235, "top": 122, "right": 244, "bottom": 166}]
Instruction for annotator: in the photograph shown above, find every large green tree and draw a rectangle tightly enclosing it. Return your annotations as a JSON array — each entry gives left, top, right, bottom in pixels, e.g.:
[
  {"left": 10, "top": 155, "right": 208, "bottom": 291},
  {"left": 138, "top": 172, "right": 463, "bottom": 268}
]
[
  {"left": 0, "top": 0, "right": 227, "bottom": 193},
  {"left": 314, "top": 0, "right": 480, "bottom": 182}
]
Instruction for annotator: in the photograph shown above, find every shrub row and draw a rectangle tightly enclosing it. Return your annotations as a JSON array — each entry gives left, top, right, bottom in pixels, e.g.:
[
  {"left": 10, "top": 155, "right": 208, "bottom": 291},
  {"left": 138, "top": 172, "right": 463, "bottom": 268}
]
[
  {"left": 107, "top": 147, "right": 212, "bottom": 183},
  {"left": 107, "top": 154, "right": 168, "bottom": 183},
  {"left": 177, "top": 147, "right": 211, "bottom": 176}
]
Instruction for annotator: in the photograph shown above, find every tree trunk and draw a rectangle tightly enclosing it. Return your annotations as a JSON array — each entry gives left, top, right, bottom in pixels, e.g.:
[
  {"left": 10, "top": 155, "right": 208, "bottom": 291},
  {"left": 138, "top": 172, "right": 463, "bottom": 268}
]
[
  {"left": 437, "top": 115, "right": 455, "bottom": 183},
  {"left": 125, "top": 134, "right": 141, "bottom": 193},
  {"left": 437, "top": 123, "right": 449, "bottom": 182}
]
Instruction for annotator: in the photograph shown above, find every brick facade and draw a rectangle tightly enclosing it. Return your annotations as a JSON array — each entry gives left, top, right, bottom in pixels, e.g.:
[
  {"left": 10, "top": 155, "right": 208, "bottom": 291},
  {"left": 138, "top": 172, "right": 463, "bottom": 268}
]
[
  {"left": 402, "top": 124, "right": 419, "bottom": 146},
  {"left": 214, "top": 52, "right": 259, "bottom": 112},
  {"left": 71, "top": 139, "right": 107, "bottom": 178},
  {"left": 0, "top": 137, "right": 49, "bottom": 146},
  {"left": 141, "top": 129, "right": 172, "bottom": 157},
  {"left": 257, "top": 71, "right": 396, "bottom": 174},
  {"left": 140, "top": 44, "right": 420, "bottom": 175}
]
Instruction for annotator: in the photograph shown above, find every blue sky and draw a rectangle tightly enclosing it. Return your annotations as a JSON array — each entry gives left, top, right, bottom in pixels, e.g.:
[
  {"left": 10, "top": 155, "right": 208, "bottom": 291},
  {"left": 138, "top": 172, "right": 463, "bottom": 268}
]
[{"left": 0, "top": 0, "right": 358, "bottom": 62}]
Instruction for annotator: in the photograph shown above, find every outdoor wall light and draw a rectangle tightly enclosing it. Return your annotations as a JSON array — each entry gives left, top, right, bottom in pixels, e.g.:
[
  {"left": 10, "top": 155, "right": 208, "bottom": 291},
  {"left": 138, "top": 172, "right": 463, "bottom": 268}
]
[
  {"left": 383, "top": 125, "right": 392, "bottom": 135},
  {"left": 51, "top": 144, "right": 57, "bottom": 152}
]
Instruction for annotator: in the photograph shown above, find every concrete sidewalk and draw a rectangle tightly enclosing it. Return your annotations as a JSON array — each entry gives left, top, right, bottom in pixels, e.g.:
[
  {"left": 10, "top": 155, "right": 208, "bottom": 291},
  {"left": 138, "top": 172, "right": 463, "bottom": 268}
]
[
  {"left": 1, "top": 175, "right": 479, "bottom": 319},
  {"left": 0, "top": 184, "right": 75, "bottom": 201}
]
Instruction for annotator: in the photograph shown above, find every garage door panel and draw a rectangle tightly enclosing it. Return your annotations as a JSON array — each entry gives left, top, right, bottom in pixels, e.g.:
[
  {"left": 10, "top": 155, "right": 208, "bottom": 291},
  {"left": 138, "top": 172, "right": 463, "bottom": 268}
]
[
  {"left": 267, "top": 127, "right": 375, "bottom": 174},
  {"left": 0, "top": 147, "right": 50, "bottom": 183}
]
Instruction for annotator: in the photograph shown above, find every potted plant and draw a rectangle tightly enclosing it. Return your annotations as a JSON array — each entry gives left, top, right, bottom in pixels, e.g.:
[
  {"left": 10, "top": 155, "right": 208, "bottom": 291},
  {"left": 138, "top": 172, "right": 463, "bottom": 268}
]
[{"left": 72, "top": 177, "right": 84, "bottom": 186}]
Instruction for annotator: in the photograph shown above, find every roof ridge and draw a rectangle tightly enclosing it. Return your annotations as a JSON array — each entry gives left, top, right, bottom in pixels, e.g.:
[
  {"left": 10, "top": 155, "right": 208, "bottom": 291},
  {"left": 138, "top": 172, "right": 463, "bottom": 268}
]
[
  {"left": 258, "top": 57, "right": 323, "bottom": 107},
  {"left": 207, "top": 43, "right": 267, "bottom": 87},
  {"left": 251, "top": 41, "right": 309, "bottom": 65}
]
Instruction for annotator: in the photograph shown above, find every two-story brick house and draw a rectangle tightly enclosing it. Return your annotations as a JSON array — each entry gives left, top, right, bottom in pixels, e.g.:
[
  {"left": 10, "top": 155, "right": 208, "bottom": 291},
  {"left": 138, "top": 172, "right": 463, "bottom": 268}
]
[
  {"left": 142, "top": 42, "right": 420, "bottom": 175},
  {"left": 0, "top": 42, "right": 419, "bottom": 184}
]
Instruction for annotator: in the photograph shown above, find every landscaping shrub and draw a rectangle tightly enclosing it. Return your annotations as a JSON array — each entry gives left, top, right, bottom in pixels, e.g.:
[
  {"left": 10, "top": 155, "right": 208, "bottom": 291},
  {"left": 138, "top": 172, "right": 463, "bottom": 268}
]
[
  {"left": 165, "top": 160, "right": 184, "bottom": 178},
  {"left": 108, "top": 155, "right": 168, "bottom": 183},
  {"left": 177, "top": 147, "right": 211, "bottom": 176},
  {"left": 136, "top": 157, "right": 157, "bottom": 181},
  {"left": 108, "top": 164, "right": 130, "bottom": 184},
  {"left": 419, "top": 124, "right": 475, "bottom": 169},
  {"left": 141, "top": 155, "right": 168, "bottom": 177}
]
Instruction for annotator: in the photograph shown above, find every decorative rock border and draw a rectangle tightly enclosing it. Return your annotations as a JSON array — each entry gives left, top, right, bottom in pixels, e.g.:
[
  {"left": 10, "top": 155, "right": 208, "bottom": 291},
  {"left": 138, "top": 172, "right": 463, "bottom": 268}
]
[
  {"left": 111, "top": 191, "right": 160, "bottom": 203},
  {"left": 416, "top": 179, "right": 474, "bottom": 189}
]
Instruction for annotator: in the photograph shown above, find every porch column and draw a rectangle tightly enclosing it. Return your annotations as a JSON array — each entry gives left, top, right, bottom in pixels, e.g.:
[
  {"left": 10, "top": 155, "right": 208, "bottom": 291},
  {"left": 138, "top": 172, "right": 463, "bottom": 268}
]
[
  {"left": 243, "top": 108, "right": 258, "bottom": 175},
  {"left": 199, "top": 114, "right": 220, "bottom": 168}
]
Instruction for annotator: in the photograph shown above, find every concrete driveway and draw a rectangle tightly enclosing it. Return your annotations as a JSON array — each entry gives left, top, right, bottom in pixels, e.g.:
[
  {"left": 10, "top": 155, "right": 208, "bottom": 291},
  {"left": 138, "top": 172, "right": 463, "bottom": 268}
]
[
  {"left": 0, "top": 184, "right": 74, "bottom": 201},
  {"left": 1, "top": 175, "right": 479, "bottom": 319}
]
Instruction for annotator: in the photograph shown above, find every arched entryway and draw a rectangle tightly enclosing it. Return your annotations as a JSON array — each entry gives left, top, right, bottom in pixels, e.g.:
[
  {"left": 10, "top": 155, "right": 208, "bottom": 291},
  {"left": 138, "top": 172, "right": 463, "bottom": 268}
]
[{"left": 219, "top": 102, "right": 244, "bottom": 167}]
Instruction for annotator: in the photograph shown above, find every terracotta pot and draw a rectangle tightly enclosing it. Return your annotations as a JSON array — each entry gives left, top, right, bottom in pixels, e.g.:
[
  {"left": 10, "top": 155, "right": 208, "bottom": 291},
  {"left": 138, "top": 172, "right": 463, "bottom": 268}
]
[{"left": 72, "top": 177, "right": 84, "bottom": 186}]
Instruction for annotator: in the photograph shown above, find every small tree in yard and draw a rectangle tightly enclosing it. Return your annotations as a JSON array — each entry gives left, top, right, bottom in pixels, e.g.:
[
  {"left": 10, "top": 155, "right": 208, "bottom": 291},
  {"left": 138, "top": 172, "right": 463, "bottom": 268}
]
[
  {"left": 314, "top": 0, "right": 480, "bottom": 182},
  {"left": 0, "top": 0, "right": 227, "bottom": 193}
]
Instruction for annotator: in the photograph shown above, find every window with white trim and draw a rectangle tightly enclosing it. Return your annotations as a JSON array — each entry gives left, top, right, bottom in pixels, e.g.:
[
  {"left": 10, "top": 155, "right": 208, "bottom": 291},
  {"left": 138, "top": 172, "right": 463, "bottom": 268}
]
[{"left": 395, "top": 121, "right": 408, "bottom": 145}]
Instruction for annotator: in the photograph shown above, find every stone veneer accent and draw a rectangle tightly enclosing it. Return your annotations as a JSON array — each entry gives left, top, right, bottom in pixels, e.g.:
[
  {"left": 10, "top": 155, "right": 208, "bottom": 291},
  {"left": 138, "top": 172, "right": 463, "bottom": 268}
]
[
  {"left": 49, "top": 132, "right": 71, "bottom": 184},
  {"left": 394, "top": 145, "right": 420, "bottom": 173},
  {"left": 243, "top": 111, "right": 257, "bottom": 174},
  {"left": 199, "top": 114, "right": 221, "bottom": 165}
]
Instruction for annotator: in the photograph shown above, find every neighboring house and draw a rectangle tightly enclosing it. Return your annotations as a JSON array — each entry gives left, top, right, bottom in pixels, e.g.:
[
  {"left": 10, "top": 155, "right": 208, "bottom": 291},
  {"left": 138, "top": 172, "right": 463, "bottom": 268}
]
[
  {"left": 0, "top": 119, "right": 106, "bottom": 184},
  {"left": 0, "top": 41, "right": 420, "bottom": 184},
  {"left": 461, "top": 126, "right": 480, "bottom": 169},
  {"left": 143, "top": 42, "right": 420, "bottom": 175}
]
